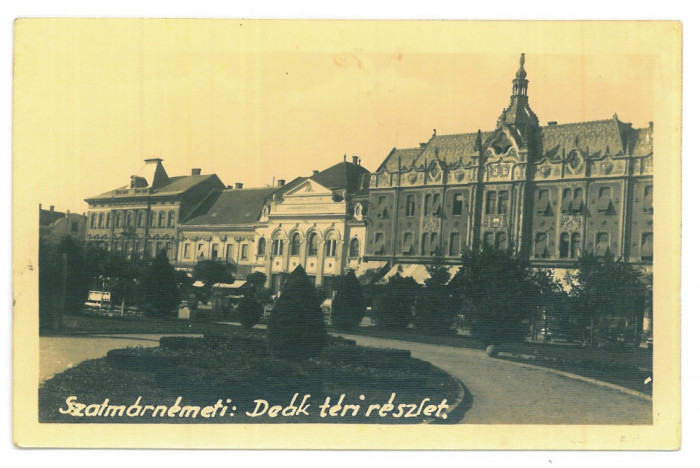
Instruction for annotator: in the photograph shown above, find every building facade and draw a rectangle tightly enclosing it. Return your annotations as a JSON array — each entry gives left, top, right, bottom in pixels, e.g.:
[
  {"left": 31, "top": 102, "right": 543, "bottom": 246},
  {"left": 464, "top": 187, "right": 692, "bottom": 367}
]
[
  {"left": 252, "top": 157, "right": 370, "bottom": 295},
  {"left": 39, "top": 204, "right": 87, "bottom": 244},
  {"left": 175, "top": 184, "right": 277, "bottom": 278},
  {"left": 84, "top": 158, "right": 225, "bottom": 261},
  {"left": 363, "top": 54, "right": 653, "bottom": 278}
]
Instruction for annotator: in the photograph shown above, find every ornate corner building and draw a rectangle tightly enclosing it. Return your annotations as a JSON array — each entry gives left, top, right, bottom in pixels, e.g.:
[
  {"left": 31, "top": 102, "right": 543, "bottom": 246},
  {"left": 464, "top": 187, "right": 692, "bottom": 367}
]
[{"left": 363, "top": 54, "right": 653, "bottom": 273}]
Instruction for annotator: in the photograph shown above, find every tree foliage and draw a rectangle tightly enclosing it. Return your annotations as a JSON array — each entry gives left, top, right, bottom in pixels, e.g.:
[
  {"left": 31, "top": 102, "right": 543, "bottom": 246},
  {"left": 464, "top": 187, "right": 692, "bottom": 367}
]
[
  {"left": 140, "top": 250, "right": 181, "bottom": 317},
  {"left": 331, "top": 271, "right": 365, "bottom": 330},
  {"left": 453, "top": 248, "right": 549, "bottom": 345},
  {"left": 414, "top": 254, "right": 457, "bottom": 335},
  {"left": 238, "top": 290, "right": 263, "bottom": 329},
  {"left": 373, "top": 272, "right": 420, "bottom": 330},
  {"left": 267, "top": 265, "right": 326, "bottom": 361},
  {"left": 571, "top": 252, "right": 649, "bottom": 346}
]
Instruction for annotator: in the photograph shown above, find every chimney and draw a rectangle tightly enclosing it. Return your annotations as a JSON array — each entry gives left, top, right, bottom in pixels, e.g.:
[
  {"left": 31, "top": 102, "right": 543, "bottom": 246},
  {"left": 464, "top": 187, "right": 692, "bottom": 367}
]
[
  {"left": 313, "top": 170, "right": 319, "bottom": 175},
  {"left": 352, "top": 155, "right": 359, "bottom": 165},
  {"left": 191, "top": 168, "right": 201, "bottom": 176},
  {"left": 277, "top": 179, "right": 286, "bottom": 187},
  {"left": 39, "top": 203, "right": 42, "bottom": 210},
  {"left": 547, "top": 121, "right": 557, "bottom": 126},
  {"left": 50, "top": 205, "right": 54, "bottom": 212},
  {"left": 234, "top": 182, "right": 243, "bottom": 189},
  {"left": 649, "top": 121, "right": 654, "bottom": 128}
]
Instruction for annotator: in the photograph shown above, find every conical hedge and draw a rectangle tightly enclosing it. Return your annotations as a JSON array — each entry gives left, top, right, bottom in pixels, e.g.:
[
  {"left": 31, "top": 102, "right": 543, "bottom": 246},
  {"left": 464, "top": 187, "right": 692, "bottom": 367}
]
[
  {"left": 238, "top": 290, "right": 263, "bottom": 329},
  {"left": 267, "top": 265, "right": 326, "bottom": 361},
  {"left": 331, "top": 271, "right": 365, "bottom": 330}
]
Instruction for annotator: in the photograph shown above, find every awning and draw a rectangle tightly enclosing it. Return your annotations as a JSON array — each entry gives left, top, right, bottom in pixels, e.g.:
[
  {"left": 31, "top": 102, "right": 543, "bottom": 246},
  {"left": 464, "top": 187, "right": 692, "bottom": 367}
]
[
  {"left": 350, "top": 260, "right": 388, "bottom": 279},
  {"left": 377, "top": 263, "right": 461, "bottom": 285},
  {"left": 212, "top": 280, "right": 247, "bottom": 289}
]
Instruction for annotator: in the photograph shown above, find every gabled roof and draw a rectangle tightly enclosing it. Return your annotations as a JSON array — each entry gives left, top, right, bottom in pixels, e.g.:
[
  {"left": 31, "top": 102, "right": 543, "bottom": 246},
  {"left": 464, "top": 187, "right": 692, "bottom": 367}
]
[
  {"left": 540, "top": 118, "right": 633, "bottom": 157},
  {"left": 376, "top": 147, "right": 424, "bottom": 172},
  {"left": 86, "top": 174, "right": 222, "bottom": 201},
  {"left": 183, "top": 187, "right": 278, "bottom": 227},
  {"left": 309, "top": 161, "right": 369, "bottom": 195},
  {"left": 420, "top": 132, "right": 491, "bottom": 166}
]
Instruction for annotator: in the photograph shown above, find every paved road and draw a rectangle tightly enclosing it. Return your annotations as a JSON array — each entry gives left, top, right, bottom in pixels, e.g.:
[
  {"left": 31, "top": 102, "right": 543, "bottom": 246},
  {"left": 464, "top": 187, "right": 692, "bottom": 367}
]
[
  {"left": 336, "top": 334, "right": 652, "bottom": 425},
  {"left": 39, "top": 334, "right": 201, "bottom": 383},
  {"left": 40, "top": 332, "right": 651, "bottom": 424}
]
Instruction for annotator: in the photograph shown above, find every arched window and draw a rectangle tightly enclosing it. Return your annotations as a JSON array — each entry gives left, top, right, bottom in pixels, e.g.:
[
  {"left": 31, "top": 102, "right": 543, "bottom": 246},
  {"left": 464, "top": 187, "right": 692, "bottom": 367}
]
[
  {"left": 561, "top": 188, "right": 573, "bottom": 213},
  {"left": 349, "top": 238, "right": 360, "bottom": 258},
  {"left": 570, "top": 232, "right": 581, "bottom": 258},
  {"left": 597, "top": 187, "right": 614, "bottom": 214},
  {"left": 405, "top": 195, "right": 416, "bottom": 217},
  {"left": 432, "top": 194, "right": 441, "bottom": 215},
  {"left": 559, "top": 232, "right": 570, "bottom": 258},
  {"left": 430, "top": 232, "right": 438, "bottom": 255},
  {"left": 536, "top": 189, "right": 552, "bottom": 215},
  {"left": 308, "top": 232, "right": 319, "bottom": 256},
  {"left": 483, "top": 232, "right": 494, "bottom": 249},
  {"left": 641, "top": 232, "right": 653, "bottom": 261},
  {"left": 496, "top": 232, "right": 507, "bottom": 251},
  {"left": 324, "top": 232, "right": 338, "bottom": 257},
  {"left": 421, "top": 233, "right": 430, "bottom": 256},
  {"left": 402, "top": 232, "right": 414, "bottom": 254},
  {"left": 452, "top": 193, "right": 463, "bottom": 216},
  {"left": 497, "top": 191, "right": 509, "bottom": 214},
  {"left": 485, "top": 191, "right": 497, "bottom": 215},
  {"left": 290, "top": 232, "right": 301, "bottom": 256},
  {"left": 272, "top": 232, "right": 284, "bottom": 256},
  {"left": 257, "top": 237, "right": 266, "bottom": 256},
  {"left": 374, "top": 232, "right": 385, "bottom": 255},
  {"left": 424, "top": 194, "right": 431, "bottom": 215}
]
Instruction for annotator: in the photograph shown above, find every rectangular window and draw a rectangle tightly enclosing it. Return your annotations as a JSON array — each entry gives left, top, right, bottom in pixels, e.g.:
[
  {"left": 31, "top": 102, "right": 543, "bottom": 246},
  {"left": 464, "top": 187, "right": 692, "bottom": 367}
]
[
  {"left": 211, "top": 244, "right": 219, "bottom": 259},
  {"left": 561, "top": 188, "right": 572, "bottom": 213},
  {"left": 156, "top": 242, "right": 163, "bottom": 255},
  {"left": 432, "top": 194, "right": 441, "bottom": 215},
  {"left": 168, "top": 211, "right": 175, "bottom": 227},
  {"left": 452, "top": 193, "right": 463, "bottom": 216},
  {"left": 421, "top": 233, "right": 430, "bottom": 255},
  {"left": 226, "top": 244, "right": 234, "bottom": 261},
  {"left": 145, "top": 241, "right": 153, "bottom": 256},
  {"left": 597, "top": 187, "right": 614, "bottom": 214},
  {"left": 71, "top": 221, "right": 79, "bottom": 233},
  {"left": 149, "top": 212, "right": 155, "bottom": 227},
  {"left": 325, "top": 240, "right": 337, "bottom": 257},
  {"left": 449, "top": 232, "right": 461, "bottom": 256},
  {"left": 377, "top": 196, "right": 388, "bottom": 218},
  {"left": 643, "top": 185, "right": 653, "bottom": 213},
  {"left": 495, "top": 232, "right": 507, "bottom": 251},
  {"left": 106, "top": 213, "right": 111, "bottom": 227},
  {"left": 98, "top": 213, "right": 104, "bottom": 228},
  {"left": 497, "top": 191, "right": 509, "bottom": 215},
  {"left": 570, "top": 233, "right": 581, "bottom": 259},
  {"left": 90, "top": 214, "right": 96, "bottom": 228},
  {"left": 374, "top": 232, "right": 385, "bottom": 255},
  {"left": 559, "top": 232, "right": 570, "bottom": 258},
  {"left": 595, "top": 232, "right": 609, "bottom": 256},
  {"left": 641, "top": 233, "right": 653, "bottom": 261},
  {"left": 485, "top": 191, "right": 497, "bottom": 215},
  {"left": 483, "top": 232, "right": 494, "bottom": 249},
  {"left": 405, "top": 195, "right": 416, "bottom": 217},
  {"left": 534, "top": 232, "right": 549, "bottom": 258},
  {"left": 402, "top": 232, "right": 414, "bottom": 255},
  {"left": 430, "top": 232, "right": 438, "bottom": 255},
  {"left": 535, "top": 189, "right": 551, "bottom": 215},
  {"left": 183, "top": 243, "right": 191, "bottom": 259},
  {"left": 572, "top": 188, "right": 584, "bottom": 213},
  {"left": 272, "top": 239, "right": 284, "bottom": 256},
  {"left": 240, "top": 244, "right": 249, "bottom": 260}
]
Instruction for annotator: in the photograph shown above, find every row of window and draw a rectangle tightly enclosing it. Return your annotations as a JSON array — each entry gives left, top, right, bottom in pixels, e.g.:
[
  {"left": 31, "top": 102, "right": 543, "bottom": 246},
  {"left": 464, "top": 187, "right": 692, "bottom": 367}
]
[
  {"left": 375, "top": 231, "right": 463, "bottom": 257},
  {"left": 532, "top": 231, "right": 653, "bottom": 260},
  {"left": 182, "top": 243, "right": 244, "bottom": 261},
  {"left": 102, "top": 239, "right": 172, "bottom": 257},
  {"left": 90, "top": 210, "right": 177, "bottom": 229},
  {"left": 258, "top": 235, "right": 362, "bottom": 259}
]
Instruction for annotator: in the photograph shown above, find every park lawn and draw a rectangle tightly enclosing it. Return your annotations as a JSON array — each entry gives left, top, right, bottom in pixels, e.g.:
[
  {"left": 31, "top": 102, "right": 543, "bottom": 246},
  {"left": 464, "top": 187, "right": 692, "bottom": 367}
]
[{"left": 39, "top": 331, "right": 463, "bottom": 424}]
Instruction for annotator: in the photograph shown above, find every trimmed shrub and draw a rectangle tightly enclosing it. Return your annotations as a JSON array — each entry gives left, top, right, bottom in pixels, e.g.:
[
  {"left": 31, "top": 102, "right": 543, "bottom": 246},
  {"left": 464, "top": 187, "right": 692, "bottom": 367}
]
[
  {"left": 330, "top": 271, "right": 365, "bottom": 330},
  {"left": 238, "top": 291, "right": 263, "bottom": 329},
  {"left": 267, "top": 265, "right": 327, "bottom": 361},
  {"left": 373, "top": 274, "right": 419, "bottom": 330},
  {"left": 140, "top": 250, "right": 181, "bottom": 317}
]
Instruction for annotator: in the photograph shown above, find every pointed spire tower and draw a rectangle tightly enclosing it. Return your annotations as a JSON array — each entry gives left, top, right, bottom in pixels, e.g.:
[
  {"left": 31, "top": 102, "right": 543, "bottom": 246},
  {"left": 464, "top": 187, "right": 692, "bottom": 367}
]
[{"left": 499, "top": 53, "right": 540, "bottom": 134}]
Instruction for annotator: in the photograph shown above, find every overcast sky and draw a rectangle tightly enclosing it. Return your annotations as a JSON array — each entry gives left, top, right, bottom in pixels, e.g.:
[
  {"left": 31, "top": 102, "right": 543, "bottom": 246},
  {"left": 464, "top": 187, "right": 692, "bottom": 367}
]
[{"left": 15, "top": 20, "right": 655, "bottom": 213}]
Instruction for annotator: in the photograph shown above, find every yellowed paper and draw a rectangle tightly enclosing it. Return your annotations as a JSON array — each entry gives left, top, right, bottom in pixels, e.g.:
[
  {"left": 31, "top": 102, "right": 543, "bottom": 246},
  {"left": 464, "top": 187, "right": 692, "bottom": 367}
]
[{"left": 13, "top": 19, "right": 681, "bottom": 449}]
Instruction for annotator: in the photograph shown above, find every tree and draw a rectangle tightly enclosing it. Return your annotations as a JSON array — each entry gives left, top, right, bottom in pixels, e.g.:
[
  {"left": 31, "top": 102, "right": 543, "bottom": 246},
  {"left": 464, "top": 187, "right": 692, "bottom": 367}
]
[
  {"left": 373, "top": 272, "right": 420, "bottom": 330},
  {"left": 238, "top": 290, "right": 263, "bottom": 329},
  {"left": 453, "top": 248, "right": 548, "bottom": 346},
  {"left": 571, "top": 252, "right": 648, "bottom": 346},
  {"left": 331, "top": 271, "right": 366, "bottom": 330},
  {"left": 267, "top": 265, "right": 326, "bottom": 361},
  {"left": 192, "top": 259, "right": 235, "bottom": 301},
  {"left": 140, "top": 250, "right": 181, "bottom": 317},
  {"left": 246, "top": 272, "right": 267, "bottom": 291},
  {"left": 414, "top": 253, "right": 457, "bottom": 335}
]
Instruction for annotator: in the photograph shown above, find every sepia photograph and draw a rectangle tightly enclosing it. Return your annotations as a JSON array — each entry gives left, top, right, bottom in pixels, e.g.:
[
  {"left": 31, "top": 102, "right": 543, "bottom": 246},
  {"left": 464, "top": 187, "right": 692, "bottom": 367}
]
[{"left": 12, "top": 18, "right": 681, "bottom": 450}]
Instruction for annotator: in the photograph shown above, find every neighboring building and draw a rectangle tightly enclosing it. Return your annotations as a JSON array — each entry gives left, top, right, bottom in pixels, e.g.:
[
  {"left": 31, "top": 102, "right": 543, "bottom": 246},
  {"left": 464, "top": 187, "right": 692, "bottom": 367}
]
[
  {"left": 175, "top": 183, "right": 278, "bottom": 277},
  {"left": 253, "top": 156, "right": 371, "bottom": 295},
  {"left": 364, "top": 54, "right": 653, "bottom": 280},
  {"left": 39, "top": 204, "right": 87, "bottom": 244},
  {"left": 84, "top": 158, "right": 225, "bottom": 261}
]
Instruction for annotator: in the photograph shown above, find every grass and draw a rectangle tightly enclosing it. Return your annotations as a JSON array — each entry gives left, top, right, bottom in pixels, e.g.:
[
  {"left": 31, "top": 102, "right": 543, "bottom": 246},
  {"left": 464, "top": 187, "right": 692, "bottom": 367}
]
[{"left": 39, "top": 328, "right": 463, "bottom": 424}]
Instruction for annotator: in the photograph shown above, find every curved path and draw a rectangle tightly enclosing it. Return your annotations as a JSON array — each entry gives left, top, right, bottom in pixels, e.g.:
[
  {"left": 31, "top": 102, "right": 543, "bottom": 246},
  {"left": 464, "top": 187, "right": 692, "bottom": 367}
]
[{"left": 337, "top": 334, "right": 652, "bottom": 425}]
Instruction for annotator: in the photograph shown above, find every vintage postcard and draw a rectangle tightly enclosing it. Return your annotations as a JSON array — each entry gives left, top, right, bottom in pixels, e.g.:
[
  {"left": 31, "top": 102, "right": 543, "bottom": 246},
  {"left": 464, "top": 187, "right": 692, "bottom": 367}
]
[{"left": 13, "top": 19, "right": 681, "bottom": 449}]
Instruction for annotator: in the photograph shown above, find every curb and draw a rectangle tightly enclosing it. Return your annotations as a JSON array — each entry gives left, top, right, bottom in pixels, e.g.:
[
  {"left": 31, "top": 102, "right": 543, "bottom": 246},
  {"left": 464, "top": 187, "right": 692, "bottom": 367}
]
[
  {"left": 493, "top": 354, "right": 652, "bottom": 402},
  {"left": 423, "top": 373, "right": 472, "bottom": 424}
]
